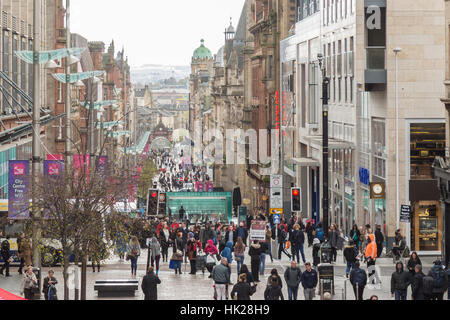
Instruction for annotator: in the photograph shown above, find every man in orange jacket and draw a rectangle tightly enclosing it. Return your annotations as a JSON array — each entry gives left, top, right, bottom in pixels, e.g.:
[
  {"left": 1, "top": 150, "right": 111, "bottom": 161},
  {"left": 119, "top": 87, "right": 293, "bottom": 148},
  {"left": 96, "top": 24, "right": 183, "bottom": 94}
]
[{"left": 365, "top": 234, "right": 380, "bottom": 285}]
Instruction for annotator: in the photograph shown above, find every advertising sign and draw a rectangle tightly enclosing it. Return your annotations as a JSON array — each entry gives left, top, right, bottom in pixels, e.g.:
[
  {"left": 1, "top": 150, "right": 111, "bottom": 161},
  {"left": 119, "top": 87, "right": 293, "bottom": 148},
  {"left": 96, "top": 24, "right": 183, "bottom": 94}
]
[
  {"left": 250, "top": 220, "right": 267, "bottom": 242},
  {"left": 44, "top": 160, "right": 64, "bottom": 178},
  {"left": 8, "top": 161, "right": 30, "bottom": 220},
  {"left": 400, "top": 205, "right": 411, "bottom": 223},
  {"left": 96, "top": 156, "right": 108, "bottom": 176}
]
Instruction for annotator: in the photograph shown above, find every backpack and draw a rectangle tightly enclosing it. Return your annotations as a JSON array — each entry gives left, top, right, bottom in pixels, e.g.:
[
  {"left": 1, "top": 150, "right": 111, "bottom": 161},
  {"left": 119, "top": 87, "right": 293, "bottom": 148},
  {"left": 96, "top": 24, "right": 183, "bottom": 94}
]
[
  {"left": 432, "top": 267, "right": 445, "bottom": 289},
  {"left": 353, "top": 269, "right": 366, "bottom": 287},
  {"left": 317, "top": 229, "right": 324, "bottom": 241},
  {"left": 48, "top": 284, "right": 57, "bottom": 300},
  {"left": 423, "top": 276, "right": 434, "bottom": 295},
  {"left": 1, "top": 240, "right": 9, "bottom": 255}
]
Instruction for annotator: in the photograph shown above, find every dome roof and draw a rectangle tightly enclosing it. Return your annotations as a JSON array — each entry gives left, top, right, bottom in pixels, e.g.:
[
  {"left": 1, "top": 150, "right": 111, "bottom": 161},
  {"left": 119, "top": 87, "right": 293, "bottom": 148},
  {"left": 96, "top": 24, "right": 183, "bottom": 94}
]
[{"left": 193, "top": 39, "right": 212, "bottom": 60}]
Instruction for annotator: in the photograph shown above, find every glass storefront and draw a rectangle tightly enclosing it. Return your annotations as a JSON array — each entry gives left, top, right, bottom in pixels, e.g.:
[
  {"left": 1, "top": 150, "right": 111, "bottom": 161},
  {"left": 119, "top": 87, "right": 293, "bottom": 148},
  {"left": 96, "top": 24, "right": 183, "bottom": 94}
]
[{"left": 411, "top": 201, "right": 441, "bottom": 252}]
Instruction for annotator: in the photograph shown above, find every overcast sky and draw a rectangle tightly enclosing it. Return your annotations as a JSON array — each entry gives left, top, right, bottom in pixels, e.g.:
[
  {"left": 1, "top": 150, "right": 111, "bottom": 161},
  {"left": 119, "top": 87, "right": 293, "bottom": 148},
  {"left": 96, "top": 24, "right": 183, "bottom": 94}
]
[{"left": 71, "top": 0, "right": 245, "bottom": 67}]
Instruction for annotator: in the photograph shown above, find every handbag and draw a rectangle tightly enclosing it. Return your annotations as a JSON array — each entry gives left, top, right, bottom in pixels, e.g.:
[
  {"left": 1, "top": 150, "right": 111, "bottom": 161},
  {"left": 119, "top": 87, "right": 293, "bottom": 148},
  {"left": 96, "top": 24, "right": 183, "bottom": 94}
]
[
  {"left": 206, "top": 254, "right": 217, "bottom": 265},
  {"left": 234, "top": 255, "right": 242, "bottom": 263}
]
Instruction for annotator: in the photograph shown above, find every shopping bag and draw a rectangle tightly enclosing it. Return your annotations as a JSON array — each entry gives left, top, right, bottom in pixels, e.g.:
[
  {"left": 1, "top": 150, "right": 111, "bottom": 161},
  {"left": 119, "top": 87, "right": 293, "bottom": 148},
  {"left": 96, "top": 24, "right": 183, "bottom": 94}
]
[{"left": 169, "top": 259, "right": 176, "bottom": 270}]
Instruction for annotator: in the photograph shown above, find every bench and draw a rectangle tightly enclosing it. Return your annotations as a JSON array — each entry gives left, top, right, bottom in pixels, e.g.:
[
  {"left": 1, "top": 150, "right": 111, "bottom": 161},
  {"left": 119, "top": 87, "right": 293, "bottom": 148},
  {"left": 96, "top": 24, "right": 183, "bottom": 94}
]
[{"left": 94, "top": 280, "right": 139, "bottom": 298}]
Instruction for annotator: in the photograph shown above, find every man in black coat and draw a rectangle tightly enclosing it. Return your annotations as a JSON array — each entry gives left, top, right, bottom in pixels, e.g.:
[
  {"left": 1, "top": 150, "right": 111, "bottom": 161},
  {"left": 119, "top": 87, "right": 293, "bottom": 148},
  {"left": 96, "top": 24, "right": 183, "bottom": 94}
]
[
  {"left": 141, "top": 267, "right": 161, "bottom": 300},
  {"left": 225, "top": 226, "right": 237, "bottom": 247},
  {"left": 411, "top": 264, "right": 425, "bottom": 300},
  {"left": 0, "top": 233, "right": 11, "bottom": 277},
  {"left": 374, "top": 226, "right": 384, "bottom": 258}
]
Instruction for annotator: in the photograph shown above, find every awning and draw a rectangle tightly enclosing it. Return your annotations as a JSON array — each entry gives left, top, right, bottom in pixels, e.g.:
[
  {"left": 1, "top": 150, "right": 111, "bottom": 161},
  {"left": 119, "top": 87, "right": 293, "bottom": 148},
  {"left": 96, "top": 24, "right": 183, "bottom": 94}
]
[
  {"left": 306, "top": 136, "right": 355, "bottom": 150},
  {"left": 288, "top": 157, "right": 320, "bottom": 167},
  {"left": 0, "top": 288, "right": 26, "bottom": 300}
]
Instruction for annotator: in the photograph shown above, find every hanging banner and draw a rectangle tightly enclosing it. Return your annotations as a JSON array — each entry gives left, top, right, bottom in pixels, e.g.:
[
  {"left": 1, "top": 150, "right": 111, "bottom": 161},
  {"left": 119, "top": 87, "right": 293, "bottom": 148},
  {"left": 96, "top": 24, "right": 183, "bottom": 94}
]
[
  {"left": 195, "top": 181, "right": 204, "bottom": 192},
  {"left": 47, "top": 154, "right": 64, "bottom": 161},
  {"left": 205, "top": 181, "right": 213, "bottom": 192},
  {"left": 73, "top": 154, "right": 90, "bottom": 181},
  {"left": 44, "top": 160, "right": 64, "bottom": 178},
  {"left": 8, "top": 160, "right": 30, "bottom": 220},
  {"left": 96, "top": 156, "right": 108, "bottom": 176}
]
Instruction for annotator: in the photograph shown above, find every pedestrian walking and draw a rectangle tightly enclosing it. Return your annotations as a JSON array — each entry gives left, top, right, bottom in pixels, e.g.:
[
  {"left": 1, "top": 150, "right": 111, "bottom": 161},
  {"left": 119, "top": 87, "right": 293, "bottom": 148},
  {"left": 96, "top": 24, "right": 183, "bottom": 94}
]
[
  {"left": 212, "top": 258, "right": 230, "bottom": 300},
  {"left": 0, "top": 234, "right": 11, "bottom": 277},
  {"left": 390, "top": 261, "right": 410, "bottom": 300},
  {"left": 301, "top": 262, "right": 318, "bottom": 300},
  {"left": 170, "top": 232, "right": 184, "bottom": 275},
  {"left": 364, "top": 233, "right": 380, "bottom": 285},
  {"left": 20, "top": 266, "right": 38, "bottom": 300},
  {"left": 234, "top": 237, "right": 246, "bottom": 275},
  {"left": 411, "top": 264, "right": 425, "bottom": 300},
  {"left": 159, "top": 223, "right": 170, "bottom": 262},
  {"left": 349, "top": 224, "right": 361, "bottom": 250},
  {"left": 265, "top": 225, "right": 273, "bottom": 262},
  {"left": 312, "top": 238, "right": 321, "bottom": 268},
  {"left": 407, "top": 252, "right": 422, "bottom": 278},
  {"left": 277, "top": 224, "right": 291, "bottom": 260},
  {"left": 239, "top": 264, "right": 254, "bottom": 284},
  {"left": 267, "top": 268, "right": 283, "bottom": 289},
  {"left": 349, "top": 261, "right": 367, "bottom": 300},
  {"left": 328, "top": 224, "right": 339, "bottom": 263},
  {"left": 284, "top": 261, "right": 302, "bottom": 300},
  {"left": 428, "top": 260, "right": 448, "bottom": 300},
  {"left": 42, "top": 270, "right": 58, "bottom": 300},
  {"left": 305, "top": 220, "right": 315, "bottom": 247},
  {"left": 264, "top": 276, "right": 284, "bottom": 300},
  {"left": 21, "top": 236, "right": 32, "bottom": 270},
  {"left": 149, "top": 236, "right": 161, "bottom": 275},
  {"left": 127, "top": 236, "right": 141, "bottom": 277},
  {"left": 187, "top": 233, "right": 202, "bottom": 275},
  {"left": 374, "top": 225, "right": 384, "bottom": 258},
  {"left": 141, "top": 267, "right": 161, "bottom": 300},
  {"left": 221, "top": 241, "right": 233, "bottom": 283},
  {"left": 290, "top": 224, "right": 306, "bottom": 264},
  {"left": 248, "top": 241, "right": 262, "bottom": 282},
  {"left": 343, "top": 240, "right": 358, "bottom": 278},
  {"left": 204, "top": 239, "right": 218, "bottom": 277},
  {"left": 259, "top": 240, "right": 268, "bottom": 276},
  {"left": 230, "top": 273, "right": 256, "bottom": 301}
]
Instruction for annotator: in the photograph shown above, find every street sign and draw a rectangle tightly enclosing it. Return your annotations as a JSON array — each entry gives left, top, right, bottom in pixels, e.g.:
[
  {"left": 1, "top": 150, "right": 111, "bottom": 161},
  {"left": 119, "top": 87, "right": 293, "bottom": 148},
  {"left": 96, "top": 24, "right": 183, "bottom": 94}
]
[
  {"left": 270, "top": 187, "right": 283, "bottom": 209},
  {"left": 250, "top": 220, "right": 267, "bottom": 241},
  {"left": 273, "top": 214, "right": 281, "bottom": 225},
  {"left": 270, "top": 208, "right": 283, "bottom": 215},
  {"left": 270, "top": 175, "right": 283, "bottom": 188},
  {"left": 400, "top": 205, "right": 411, "bottom": 223}
]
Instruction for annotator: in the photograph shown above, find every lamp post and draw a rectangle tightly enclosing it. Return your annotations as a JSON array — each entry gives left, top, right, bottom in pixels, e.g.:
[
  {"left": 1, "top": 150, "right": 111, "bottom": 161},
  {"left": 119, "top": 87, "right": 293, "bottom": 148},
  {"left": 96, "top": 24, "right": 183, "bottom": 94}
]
[
  {"left": 393, "top": 48, "right": 402, "bottom": 232},
  {"left": 318, "top": 53, "right": 330, "bottom": 239},
  {"left": 31, "top": 0, "right": 41, "bottom": 269},
  {"left": 65, "top": 0, "right": 72, "bottom": 167}
]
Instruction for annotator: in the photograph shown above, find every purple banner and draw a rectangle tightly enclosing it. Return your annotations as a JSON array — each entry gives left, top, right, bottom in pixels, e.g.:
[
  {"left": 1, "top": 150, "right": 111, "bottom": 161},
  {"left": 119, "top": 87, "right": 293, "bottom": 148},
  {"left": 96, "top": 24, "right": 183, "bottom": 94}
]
[
  {"left": 44, "top": 160, "right": 64, "bottom": 178},
  {"left": 8, "top": 160, "right": 30, "bottom": 220},
  {"left": 96, "top": 156, "right": 108, "bottom": 176}
]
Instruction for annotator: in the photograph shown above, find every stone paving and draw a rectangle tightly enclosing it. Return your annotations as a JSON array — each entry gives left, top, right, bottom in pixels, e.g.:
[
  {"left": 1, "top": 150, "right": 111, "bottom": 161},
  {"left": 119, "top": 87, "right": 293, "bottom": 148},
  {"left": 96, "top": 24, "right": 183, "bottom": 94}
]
[{"left": 0, "top": 245, "right": 445, "bottom": 300}]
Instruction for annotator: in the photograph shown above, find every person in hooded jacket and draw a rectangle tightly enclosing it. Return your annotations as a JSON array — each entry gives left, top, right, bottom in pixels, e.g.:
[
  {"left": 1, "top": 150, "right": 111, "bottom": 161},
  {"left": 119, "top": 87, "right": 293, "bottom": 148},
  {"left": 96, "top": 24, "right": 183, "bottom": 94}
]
[
  {"left": 374, "top": 226, "right": 384, "bottom": 258},
  {"left": 343, "top": 240, "right": 358, "bottom": 278},
  {"left": 248, "top": 241, "right": 262, "bottom": 282},
  {"left": 230, "top": 273, "right": 257, "bottom": 301},
  {"left": 264, "top": 275, "right": 284, "bottom": 300},
  {"left": 221, "top": 241, "right": 233, "bottom": 283},
  {"left": 149, "top": 236, "right": 161, "bottom": 275},
  {"left": 141, "top": 267, "right": 161, "bottom": 300},
  {"left": 391, "top": 261, "right": 410, "bottom": 300},
  {"left": 364, "top": 233, "right": 380, "bottom": 285},
  {"left": 312, "top": 238, "right": 321, "bottom": 268},
  {"left": 428, "top": 260, "right": 448, "bottom": 300},
  {"left": 411, "top": 264, "right": 425, "bottom": 300},
  {"left": 349, "top": 260, "right": 367, "bottom": 300}
]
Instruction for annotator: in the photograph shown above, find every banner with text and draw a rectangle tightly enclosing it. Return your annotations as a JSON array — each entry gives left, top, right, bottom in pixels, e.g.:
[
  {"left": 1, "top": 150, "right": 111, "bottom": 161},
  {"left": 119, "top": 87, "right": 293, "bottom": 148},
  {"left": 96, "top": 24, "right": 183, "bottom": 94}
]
[{"left": 8, "top": 160, "right": 30, "bottom": 219}]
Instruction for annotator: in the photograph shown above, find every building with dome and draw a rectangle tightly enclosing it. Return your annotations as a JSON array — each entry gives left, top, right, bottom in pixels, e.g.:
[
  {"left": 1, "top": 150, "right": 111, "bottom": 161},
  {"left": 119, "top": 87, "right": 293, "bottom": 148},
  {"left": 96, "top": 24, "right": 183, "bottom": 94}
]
[{"left": 189, "top": 39, "right": 214, "bottom": 165}]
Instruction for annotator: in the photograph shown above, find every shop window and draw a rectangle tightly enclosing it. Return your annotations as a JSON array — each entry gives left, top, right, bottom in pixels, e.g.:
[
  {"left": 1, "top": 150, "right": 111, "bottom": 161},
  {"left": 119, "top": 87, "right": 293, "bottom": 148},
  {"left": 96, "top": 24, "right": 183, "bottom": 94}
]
[
  {"left": 410, "top": 123, "right": 445, "bottom": 179},
  {"left": 412, "top": 202, "right": 441, "bottom": 252}
]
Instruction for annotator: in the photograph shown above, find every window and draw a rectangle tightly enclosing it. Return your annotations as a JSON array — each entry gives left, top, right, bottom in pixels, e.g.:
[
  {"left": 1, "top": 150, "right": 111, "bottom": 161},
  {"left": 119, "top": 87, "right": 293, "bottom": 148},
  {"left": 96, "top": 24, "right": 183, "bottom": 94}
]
[
  {"left": 2, "top": 30, "right": 10, "bottom": 114},
  {"left": 373, "top": 119, "right": 386, "bottom": 179},
  {"left": 308, "top": 62, "right": 319, "bottom": 125},
  {"left": 350, "top": 77, "right": 354, "bottom": 103},
  {"left": 57, "top": 81, "right": 62, "bottom": 103},
  {"left": 268, "top": 55, "right": 273, "bottom": 79},
  {"left": 345, "top": 77, "right": 348, "bottom": 102},
  {"left": 338, "top": 78, "right": 342, "bottom": 102}
]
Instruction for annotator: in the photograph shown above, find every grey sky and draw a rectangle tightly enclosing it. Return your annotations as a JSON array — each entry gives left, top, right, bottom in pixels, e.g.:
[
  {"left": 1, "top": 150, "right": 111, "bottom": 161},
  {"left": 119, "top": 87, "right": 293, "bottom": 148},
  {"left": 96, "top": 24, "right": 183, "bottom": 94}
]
[{"left": 71, "top": 0, "right": 246, "bottom": 67}]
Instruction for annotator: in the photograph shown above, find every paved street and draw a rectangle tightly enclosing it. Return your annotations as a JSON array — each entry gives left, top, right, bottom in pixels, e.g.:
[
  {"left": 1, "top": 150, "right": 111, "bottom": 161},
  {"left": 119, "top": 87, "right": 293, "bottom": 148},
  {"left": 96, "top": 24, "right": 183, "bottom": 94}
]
[{"left": 0, "top": 245, "right": 444, "bottom": 300}]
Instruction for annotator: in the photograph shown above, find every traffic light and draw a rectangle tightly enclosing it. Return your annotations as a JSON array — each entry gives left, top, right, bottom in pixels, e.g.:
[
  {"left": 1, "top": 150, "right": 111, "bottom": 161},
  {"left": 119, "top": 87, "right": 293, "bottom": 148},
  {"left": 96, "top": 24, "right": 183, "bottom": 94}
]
[
  {"left": 147, "top": 189, "right": 159, "bottom": 216},
  {"left": 291, "top": 187, "right": 301, "bottom": 212}
]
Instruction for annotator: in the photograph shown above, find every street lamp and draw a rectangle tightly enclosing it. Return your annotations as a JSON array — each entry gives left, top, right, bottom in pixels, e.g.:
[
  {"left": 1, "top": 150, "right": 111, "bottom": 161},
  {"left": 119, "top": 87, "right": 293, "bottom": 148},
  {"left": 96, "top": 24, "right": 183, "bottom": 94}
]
[
  {"left": 393, "top": 47, "right": 402, "bottom": 232},
  {"left": 318, "top": 53, "right": 330, "bottom": 240}
]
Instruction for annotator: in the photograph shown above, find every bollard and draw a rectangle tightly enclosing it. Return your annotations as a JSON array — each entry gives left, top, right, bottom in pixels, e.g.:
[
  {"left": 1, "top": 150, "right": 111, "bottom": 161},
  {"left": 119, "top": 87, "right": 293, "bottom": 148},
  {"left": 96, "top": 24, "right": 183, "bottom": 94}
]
[{"left": 344, "top": 279, "right": 347, "bottom": 300}]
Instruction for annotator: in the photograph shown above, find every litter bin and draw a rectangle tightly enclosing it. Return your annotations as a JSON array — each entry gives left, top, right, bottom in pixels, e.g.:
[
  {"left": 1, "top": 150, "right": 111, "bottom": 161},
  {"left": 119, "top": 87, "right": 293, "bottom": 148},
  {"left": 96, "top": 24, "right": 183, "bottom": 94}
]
[
  {"left": 320, "top": 241, "right": 332, "bottom": 264},
  {"left": 318, "top": 263, "right": 334, "bottom": 298},
  {"left": 33, "top": 267, "right": 42, "bottom": 300}
]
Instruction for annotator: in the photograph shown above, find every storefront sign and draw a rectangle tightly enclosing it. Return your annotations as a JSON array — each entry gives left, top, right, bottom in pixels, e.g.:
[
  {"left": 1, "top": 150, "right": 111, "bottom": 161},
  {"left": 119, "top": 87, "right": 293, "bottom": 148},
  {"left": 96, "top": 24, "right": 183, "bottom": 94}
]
[
  {"left": 400, "top": 205, "right": 411, "bottom": 223},
  {"left": 8, "top": 161, "right": 30, "bottom": 220},
  {"left": 370, "top": 182, "right": 386, "bottom": 199},
  {"left": 250, "top": 220, "right": 267, "bottom": 241},
  {"left": 359, "top": 167, "right": 370, "bottom": 185}
]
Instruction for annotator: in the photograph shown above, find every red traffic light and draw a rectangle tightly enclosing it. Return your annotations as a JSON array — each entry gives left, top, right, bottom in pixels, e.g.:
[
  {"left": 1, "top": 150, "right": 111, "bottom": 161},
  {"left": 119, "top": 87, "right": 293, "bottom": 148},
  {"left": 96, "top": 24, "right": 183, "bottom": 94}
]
[
  {"left": 151, "top": 192, "right": 158, "bottom": 198},
  {"left": 292, "top": 189, "right": 300, "bottom": 197}
]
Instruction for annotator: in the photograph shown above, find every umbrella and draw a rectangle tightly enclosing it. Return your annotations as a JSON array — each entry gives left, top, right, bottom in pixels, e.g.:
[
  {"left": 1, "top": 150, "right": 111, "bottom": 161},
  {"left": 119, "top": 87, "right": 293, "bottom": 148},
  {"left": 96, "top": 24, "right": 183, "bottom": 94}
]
[{"left": 0, "top": 289, "right": 26, "bottom": 300}]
